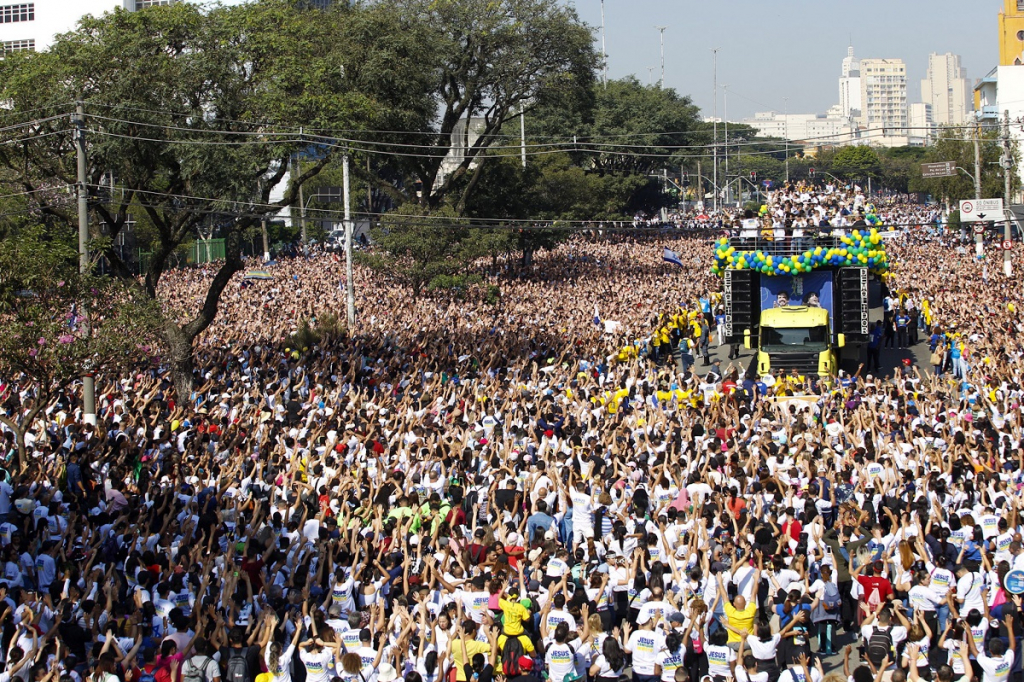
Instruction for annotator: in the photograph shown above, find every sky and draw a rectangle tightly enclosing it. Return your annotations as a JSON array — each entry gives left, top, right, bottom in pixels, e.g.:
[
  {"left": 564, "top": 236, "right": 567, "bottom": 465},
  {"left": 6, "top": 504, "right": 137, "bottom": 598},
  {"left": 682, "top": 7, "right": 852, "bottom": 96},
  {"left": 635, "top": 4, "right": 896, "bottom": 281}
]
[{"left": 568, "top": 0, "right": 999, "bottom": 121}]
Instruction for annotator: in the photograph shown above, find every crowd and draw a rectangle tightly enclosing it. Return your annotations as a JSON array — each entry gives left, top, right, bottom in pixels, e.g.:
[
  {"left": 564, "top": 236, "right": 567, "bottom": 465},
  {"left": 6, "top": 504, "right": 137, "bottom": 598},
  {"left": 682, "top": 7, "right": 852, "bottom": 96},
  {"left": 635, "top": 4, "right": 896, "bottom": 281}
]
[{"left": 1, "top": 182, "right": 1023, "bottom": 682}]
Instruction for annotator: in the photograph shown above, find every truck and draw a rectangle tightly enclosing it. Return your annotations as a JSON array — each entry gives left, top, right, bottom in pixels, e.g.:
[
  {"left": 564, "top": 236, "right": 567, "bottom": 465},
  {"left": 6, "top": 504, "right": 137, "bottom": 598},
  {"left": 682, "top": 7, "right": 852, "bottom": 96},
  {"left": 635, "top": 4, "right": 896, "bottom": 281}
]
[{"left": 743, "top": 304, "right": 845, "bottom": 378}]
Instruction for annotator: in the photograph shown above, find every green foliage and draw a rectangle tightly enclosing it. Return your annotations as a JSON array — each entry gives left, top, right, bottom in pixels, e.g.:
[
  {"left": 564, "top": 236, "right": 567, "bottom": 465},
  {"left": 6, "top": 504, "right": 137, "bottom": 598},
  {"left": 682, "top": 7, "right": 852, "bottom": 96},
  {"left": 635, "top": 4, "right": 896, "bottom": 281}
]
[
  {"left": 0, "top": 0, "right": 431, "bottom": 393},
  {"left": 360, "top": 0, "right": 599, "bottom": 209},
  {"left": 290, "top": 313, "right": 346, "bottom": 350},
  {"left": 832, "top": 146, "right": 882, "bottom": 180},
  {"left": 911, "top": 128, "right": 1017, "bottom": 203},
  {"left": 362, "top": 205, "right": 497, "bottom": 295},
  {"left": 0, "top": 228, "right": 161, "bottom": 395},
  {"left": 528, "top": 76, "right": 703, "bottom": 176},
  {"left": 427, "top": 274, "right": 483, "bottom": 291}
]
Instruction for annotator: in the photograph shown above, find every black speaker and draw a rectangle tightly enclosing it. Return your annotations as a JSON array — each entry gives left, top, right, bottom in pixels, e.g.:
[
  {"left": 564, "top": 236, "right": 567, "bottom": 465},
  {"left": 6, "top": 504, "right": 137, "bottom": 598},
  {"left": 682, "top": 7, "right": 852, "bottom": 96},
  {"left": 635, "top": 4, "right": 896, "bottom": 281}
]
[
  {"left": 723, "top": 269, "right": 757, "bottom": 344},
  {"left": 837, "top": 267, "right": 869, "bottom": 340}
]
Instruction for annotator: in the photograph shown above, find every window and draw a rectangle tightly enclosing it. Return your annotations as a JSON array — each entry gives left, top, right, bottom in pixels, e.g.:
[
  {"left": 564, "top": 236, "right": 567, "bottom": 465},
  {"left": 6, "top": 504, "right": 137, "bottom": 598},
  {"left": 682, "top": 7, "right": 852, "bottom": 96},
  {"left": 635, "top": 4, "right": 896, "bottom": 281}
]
[
  {"left": 1, "top": 38, "right": 34, "bottom": 53},
  {"left": 0, "top": 3, "right": 33, "bottom": 22},
  {"left": 134, "top": 0, "right": 171, "bottom": 8},
  {"left": 1017, "top": 0, "right": 1024, "bottom": 12}
]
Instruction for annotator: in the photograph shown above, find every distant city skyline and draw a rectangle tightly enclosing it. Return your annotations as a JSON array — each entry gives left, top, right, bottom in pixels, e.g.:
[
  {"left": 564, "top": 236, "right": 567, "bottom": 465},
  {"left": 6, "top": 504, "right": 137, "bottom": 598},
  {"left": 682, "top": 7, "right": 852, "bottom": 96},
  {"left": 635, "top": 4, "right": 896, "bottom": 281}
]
[{"left": 569, "top": 0, "right": 997, "bottom": 120}]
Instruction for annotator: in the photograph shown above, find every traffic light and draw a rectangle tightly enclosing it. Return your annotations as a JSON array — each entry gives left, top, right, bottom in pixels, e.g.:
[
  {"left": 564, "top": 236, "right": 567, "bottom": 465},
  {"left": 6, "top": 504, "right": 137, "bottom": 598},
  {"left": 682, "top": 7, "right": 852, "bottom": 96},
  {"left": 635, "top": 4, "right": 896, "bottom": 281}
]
[
  {"left": 750, "top": 171, "right": 757, "bottom": 181},
  {"left": 809, "top": 167, "right": 816, "bottom": 177}
]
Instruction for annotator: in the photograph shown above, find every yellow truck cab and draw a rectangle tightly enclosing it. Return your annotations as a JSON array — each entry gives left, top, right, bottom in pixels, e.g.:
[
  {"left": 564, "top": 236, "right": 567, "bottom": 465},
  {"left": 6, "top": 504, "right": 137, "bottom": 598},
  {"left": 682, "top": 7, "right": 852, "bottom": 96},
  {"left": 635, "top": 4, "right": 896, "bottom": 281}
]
[{"left": 744, "top": 305, "right": 845, "bottom": 378}]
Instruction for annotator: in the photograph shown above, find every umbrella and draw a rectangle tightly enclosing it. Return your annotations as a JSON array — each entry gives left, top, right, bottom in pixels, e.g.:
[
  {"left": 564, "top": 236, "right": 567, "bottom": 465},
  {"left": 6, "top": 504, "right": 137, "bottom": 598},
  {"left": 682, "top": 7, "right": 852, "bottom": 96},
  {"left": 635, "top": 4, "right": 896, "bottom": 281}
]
[
  {"left": 696, "top": 214, "right": 710, "bottom": 221},
  {"left": 243, "top": 270, "right": 273, "bottom": 280}
]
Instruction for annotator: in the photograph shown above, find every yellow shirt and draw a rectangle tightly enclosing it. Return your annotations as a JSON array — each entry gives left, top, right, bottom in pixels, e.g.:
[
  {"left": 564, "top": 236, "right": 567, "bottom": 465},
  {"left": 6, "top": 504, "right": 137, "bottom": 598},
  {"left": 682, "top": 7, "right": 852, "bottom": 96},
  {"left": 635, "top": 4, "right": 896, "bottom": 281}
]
[
  {"left": 499, "top": 598, "right": 530, "bottom": 636},
  {"left": 452, "top": 640, "right": 490, "bottom": 681},
  {"left": 723, "top": 601, "right": 757, "bottom": 644}
]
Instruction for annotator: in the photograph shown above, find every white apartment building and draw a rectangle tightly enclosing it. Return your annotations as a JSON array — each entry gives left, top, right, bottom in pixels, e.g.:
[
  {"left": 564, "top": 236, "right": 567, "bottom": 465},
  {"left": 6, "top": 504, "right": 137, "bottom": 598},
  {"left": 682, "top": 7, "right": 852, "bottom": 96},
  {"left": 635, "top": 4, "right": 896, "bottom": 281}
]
[
  {"left": 0, "top": 0, "right": 172, "bottom": 54},
  {"left": 741, "top": 110, "right": 856, "bottom": 145},
  {"left": 859, "top": 58, "right": 909, "bottom": 146},
  {"left": 920, "top": 52, "right": 972, "bottom": 128},
  {"left": 839, "top": 46, "right": 862, "bottom": 119}
]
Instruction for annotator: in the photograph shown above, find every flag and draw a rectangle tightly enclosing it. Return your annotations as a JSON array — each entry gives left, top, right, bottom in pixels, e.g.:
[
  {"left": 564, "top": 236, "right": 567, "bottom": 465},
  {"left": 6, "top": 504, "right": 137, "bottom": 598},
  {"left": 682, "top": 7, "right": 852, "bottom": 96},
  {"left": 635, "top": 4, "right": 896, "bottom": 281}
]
[
  {"left": 663, "top": 247, "right": 684, "bottom": 268},
  {"left": 593, "top": 304, "right": 601, "bottom": 327}
]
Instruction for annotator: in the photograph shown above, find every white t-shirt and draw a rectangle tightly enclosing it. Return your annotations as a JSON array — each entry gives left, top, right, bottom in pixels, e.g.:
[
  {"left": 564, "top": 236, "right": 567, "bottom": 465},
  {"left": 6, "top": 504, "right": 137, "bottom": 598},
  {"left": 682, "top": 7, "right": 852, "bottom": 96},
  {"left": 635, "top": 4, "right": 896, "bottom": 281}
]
[
  {"left": 957, "top": 572, "right": 985, "bottom": 614},
  {"left": 778, "top": 666, "right": 823, "bottom": 682},
  {"left": 545, "top": 639, "right": 581, "bottom": 681},
  {"left": 627, "top": 629, "right": 666, "bottom": 675},
  {"left": 706, "top": 644, "right": 736, "bottom": 678},
  {"left": 656, "top": 648, "right": 686, "bottom": 682},
  {"left": 264, "top": 644, "right": 296, "bottom": 682},
  {"left": 299, "top": 648, "right": 334, "bottom": 682},
  {"left": 976, "top": 651, "right": 1014, "bottom": 682}
]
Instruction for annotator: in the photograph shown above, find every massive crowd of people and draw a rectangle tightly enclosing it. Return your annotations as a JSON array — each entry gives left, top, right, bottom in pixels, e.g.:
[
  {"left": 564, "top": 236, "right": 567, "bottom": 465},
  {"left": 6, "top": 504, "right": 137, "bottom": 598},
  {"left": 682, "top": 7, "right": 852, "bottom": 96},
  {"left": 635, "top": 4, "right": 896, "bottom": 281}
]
[{"left": 1, "top": 181, "right": 1023, "bottom": 682}]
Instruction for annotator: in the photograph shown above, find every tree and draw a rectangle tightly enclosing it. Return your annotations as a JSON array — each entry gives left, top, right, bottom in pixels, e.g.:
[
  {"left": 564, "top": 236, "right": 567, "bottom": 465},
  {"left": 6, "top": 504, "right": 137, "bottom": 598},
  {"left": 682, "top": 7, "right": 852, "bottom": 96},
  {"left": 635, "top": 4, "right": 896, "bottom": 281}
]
[
  {"left": 832, "top": 145, "right": 882, "bottom": 180},
  {"left": 358, "top": 0, "right": 598, "bottom": 212},
  {"left": 912, "top": 128, "right": 1016, "bottom": 204},
  {"left": 527, "top": 77, "right": 704, "bottom": 177},
  {"left": 361, "top": 205, "right": 500, "bottom": 295},
  {"left": 0, "top": 1, "right": 412, "bottom": 398},
  {"left": 0, "top": 229, "right": 159, "bottom": 468}
]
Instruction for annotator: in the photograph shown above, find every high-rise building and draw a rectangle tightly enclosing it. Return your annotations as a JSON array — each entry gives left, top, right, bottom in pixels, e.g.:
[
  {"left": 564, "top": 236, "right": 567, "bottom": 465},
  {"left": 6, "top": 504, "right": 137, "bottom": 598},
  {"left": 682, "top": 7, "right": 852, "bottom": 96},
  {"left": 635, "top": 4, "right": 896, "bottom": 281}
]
[
  {"left": 859, "top": 58, "right": 908, "bottom": 146},
  {"left": 920, "top": 53, "right": 972, "bottom": 128},
  {"left": 0, "top": 0, "right": 175, "bottom": 54},
  {"left": 999, "top": 0, "right": 1024, "bottom": 65},
  {"left": 839, "top": 46, "right": 862, "bottom": 119}
]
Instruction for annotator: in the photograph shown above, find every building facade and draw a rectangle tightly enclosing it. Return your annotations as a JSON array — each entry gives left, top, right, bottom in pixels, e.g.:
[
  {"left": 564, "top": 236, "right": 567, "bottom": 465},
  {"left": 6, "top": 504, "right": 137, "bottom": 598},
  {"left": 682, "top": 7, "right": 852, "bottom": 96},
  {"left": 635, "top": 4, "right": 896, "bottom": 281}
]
[
  {"left": 858, "top": 58, "right": 908, "bottom": 146},
  {"left": 741, "top": 111, "right": 856, "bottom": 145},
  {"left": 0, "top": 0, "right": 173, "bottom": 54},
  {"left": 920, "top": 52, "right": 972, "bottom": 128},
  {"left": 839, "top": 46, "right": 862, "bottom": 120},
  {"left": 999, "top": 0, "right": 1024, "bottom": 66}
]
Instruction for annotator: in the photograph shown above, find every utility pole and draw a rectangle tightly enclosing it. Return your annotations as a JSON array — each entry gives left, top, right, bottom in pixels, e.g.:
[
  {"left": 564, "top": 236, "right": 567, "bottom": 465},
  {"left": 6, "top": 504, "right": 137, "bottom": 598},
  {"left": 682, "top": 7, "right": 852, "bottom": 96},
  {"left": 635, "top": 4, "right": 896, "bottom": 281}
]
[
  {"left": 1004, "top": 109, "right": 1014, "bottom": 276},
  {"left": 342, "top": 152, "right": 355, "bottom": 328},
  {"left": 296, "top": 156, "right": 306, "bottom": 246},
  {"left": 783, "top": 97, "right": 789, "bottom": 183},
  {"left": 655, "top": 26, "right": 667, "bottom": 87},
  {"left": 724, "top": 84, "right": 729, "bottom": 206},
  {"left": 520, "top": 107, "right": 527, "bottom": 169},
  {"left": 600, "top": 0, "right": 607, "bottom": 89},
  {"left": 974, "top": 119, "right": 984, "bottom": 258},
  {"left": 74, "top": 101, "right": 95, "bottom": 426},
  {"left": 711, "top": 48, "right": 719, "bottom": 213},
  {"left": 261, "top": 218, "right": 269, "bottom": 262},
  {"left": 297, "top": 127, "right": 307, "bottom": 248}
]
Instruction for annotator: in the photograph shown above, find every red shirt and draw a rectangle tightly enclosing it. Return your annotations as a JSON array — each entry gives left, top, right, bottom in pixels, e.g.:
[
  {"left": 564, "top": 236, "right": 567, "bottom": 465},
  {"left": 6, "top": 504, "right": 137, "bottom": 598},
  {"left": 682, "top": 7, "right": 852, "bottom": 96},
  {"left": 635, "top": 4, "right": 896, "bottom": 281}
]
[
  {"left": 781, "top": 520, "right": 802, "bottom": 542},
  {"left": 857, "top": 575, "right": 893, "bottom": 608}
]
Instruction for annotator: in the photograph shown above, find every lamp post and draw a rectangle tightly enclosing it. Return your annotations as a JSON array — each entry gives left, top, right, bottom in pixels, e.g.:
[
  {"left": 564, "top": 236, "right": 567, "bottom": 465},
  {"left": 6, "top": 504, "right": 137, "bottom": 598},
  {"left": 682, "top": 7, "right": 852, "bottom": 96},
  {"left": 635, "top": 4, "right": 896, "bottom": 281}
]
[{"left": 655, "top": 26, "right": 667, "bottom": 87}]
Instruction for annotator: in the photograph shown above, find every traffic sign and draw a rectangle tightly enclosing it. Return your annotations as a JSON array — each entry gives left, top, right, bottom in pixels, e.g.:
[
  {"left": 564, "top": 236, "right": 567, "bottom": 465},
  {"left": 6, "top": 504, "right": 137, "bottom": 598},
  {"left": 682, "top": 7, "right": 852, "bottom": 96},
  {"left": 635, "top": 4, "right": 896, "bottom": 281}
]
[
  {"left": 1005, "top": 240, "right": 1014, "bottom": 250},
  {"left": 960, "top": 198, "right": 1004, "bottom": 222},
  {"left": 921, "top": 161, "right": 957, "bottom": 178},
  {"left": 974, "top": 224, "right": 985, "bottom": 235},
  {"left": 1006, "top": 569, "right": 1024, "bottom": 595}
]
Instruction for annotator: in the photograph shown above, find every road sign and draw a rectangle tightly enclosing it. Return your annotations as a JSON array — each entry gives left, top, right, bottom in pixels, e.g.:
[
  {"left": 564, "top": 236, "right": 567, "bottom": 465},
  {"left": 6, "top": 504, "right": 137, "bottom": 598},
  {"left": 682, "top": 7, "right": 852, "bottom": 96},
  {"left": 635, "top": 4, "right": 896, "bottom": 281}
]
[
  {"left": 921, "top": 161, "right": 957, "bottom": 178},
  {"left": 1006, "top": 569, "right": 1024, "bottom": 595},
  {"left": 960, "top": 198, "right": 1004, "bottom": 222},
  {"left": 1005, "top": 240, "right": 1014, "bottom": 250},
  {"left": 974, "top": 224, "right": 985, "bottom": 235}
]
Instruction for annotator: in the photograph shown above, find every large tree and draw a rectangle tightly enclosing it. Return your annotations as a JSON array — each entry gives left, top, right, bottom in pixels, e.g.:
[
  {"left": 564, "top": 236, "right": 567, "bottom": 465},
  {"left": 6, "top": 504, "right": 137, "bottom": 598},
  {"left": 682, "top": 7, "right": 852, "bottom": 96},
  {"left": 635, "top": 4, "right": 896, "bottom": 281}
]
[
  {"left": 354, "top": 0, "right": 599, "bottom": 212},
  {"left": 0, "top": 0, "right": 422, "bottom": 397},
  {"left": 0, "top": 229, "right": 160, "bottom": 467}
]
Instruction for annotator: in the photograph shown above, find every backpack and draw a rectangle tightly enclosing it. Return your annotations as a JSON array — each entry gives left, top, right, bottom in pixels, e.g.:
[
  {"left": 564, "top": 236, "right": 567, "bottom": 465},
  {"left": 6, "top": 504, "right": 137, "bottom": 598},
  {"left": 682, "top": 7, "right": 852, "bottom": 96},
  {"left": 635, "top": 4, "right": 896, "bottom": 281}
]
[
  {"left": 867, "top": 625, "right": 894, "bottom": 667},
  {"left": 225, "top": 648, "right": 250, "bottom": 682},
  {"left": 138, "top": 667, "right": 157, "bottom": 682},
  {"left": 182, "top": 657, "right": 213, "bottom": 682},
  {"left": 822, "top": 582, "right": 841, "bottom": 613}
]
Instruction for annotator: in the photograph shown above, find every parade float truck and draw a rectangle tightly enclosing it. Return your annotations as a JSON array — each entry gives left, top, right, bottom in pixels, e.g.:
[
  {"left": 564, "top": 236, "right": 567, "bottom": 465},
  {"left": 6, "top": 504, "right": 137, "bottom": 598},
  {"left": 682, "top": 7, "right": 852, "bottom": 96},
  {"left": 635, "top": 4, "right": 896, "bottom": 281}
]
[
  {"left": 745, "top": 303, "right": 844, "bottom": 377},
  {"left": 712, "top": 228, "right": 889, "bottom": 378}
]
